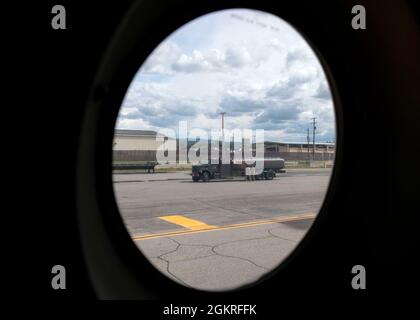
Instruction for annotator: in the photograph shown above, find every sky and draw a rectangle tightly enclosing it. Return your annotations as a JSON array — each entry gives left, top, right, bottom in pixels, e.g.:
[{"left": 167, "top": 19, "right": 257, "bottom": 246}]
[{"left": 116, "top": 9, "right": 336, "bottom": 143}]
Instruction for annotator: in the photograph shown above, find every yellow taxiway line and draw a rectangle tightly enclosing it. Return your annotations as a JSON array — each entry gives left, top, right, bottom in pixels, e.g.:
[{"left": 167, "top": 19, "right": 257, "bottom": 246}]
[
  {"left": 159, "top": 215, "right": 217, "bottom": 231},
  {"left": 132, "top": 212, "right": 316, "bottom": 241}
]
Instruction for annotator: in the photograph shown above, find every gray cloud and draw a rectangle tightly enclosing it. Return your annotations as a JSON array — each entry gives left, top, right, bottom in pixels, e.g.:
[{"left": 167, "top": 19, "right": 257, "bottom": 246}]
[
  {"left": 224, "top": 46, "right": 252, "bottom": 68},
  {"left": 314, "top": 81, "right": 332, "bottom": 100},
  {"left": 121, "top": 100, "right": 198, "bottom": 126},
  {"left": 253, "top": 102, "right": 300, "bottom": 128},
  {"left": 286, "top": 47, "right": 311, "bottom": 66},
  {"left": 119, "top": 77, "right": 335, "bottom": 142},
  {"left": 119, "top": 82, "right": 202, "bottom": 129},
  {"left": 266, "top": 80, "right": 295, "bottom": 99},
  {"left": 218, "top": 95, "right": 265, "bottom": 116}
]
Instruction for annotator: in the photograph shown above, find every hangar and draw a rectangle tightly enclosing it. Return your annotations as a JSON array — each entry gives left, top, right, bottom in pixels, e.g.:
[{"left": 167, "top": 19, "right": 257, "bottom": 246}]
[
  {"left": 113, "top": 129, "right": 168, "bottom": 151},
  {"left": 113, "top": 129, "right": 174, "bottom": 162},
  {"left": 113, "top": 129, "right": 335, "bottom": 162}
]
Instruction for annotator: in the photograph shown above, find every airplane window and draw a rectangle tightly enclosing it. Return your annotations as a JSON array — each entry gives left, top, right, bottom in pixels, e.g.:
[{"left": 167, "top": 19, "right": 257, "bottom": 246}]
[{"left": 112, "top": 8, "right": 336, "bottom": 291}]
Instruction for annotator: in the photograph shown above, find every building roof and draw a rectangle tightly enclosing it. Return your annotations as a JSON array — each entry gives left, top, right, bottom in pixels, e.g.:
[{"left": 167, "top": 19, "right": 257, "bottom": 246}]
[
  {"left": 115, "top": 129, "right": 160, "bottom": 137},
  {"left": 114, "top": 130, "right": 335, "bottom": 145},
  {"left": 264, "top": 141, "right": 335, "bottom": 146}
]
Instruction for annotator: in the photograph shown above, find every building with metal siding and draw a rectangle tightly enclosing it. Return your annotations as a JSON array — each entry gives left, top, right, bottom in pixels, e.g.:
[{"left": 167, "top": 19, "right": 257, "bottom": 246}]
[
  {"left": 113, "top": 129, "right": 171, "bottom": 151},
  {"left": 113, "top": 130, "right": 335, "bottom": 161}
]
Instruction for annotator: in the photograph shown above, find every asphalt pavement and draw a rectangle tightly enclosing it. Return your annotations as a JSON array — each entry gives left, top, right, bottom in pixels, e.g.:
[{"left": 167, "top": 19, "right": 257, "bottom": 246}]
[{"left": 113, "top": 168, "right": 331, "bottom": 291}]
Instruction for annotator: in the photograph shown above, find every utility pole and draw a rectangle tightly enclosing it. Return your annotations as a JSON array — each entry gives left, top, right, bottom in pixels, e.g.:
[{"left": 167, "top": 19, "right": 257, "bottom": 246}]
[
  {"left": 219, "top": 112, "right": 226, "bottom": 177},
  {"left": 307, "top": 128, "right": 310, "bottom": 160},
  {"left": 219, "top": 112, "right": 226, "bottom": 154},
  {"left": 312, "top": 117, "right": 316, "bottom": 160},
  {"left": 220, "top": 112, "right": 226, "bottom": 141}
]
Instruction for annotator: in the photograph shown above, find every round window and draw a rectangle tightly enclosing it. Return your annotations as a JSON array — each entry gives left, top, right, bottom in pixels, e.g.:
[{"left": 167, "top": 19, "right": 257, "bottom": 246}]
[{"left": 112, "top": 8, "right": 336, "bottom": 291}]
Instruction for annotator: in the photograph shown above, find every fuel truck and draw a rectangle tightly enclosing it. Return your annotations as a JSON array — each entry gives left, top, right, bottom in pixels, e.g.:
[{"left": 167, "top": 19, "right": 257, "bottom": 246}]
[{"left": 191, "top": 156, "right": 285, "bottom": 182}]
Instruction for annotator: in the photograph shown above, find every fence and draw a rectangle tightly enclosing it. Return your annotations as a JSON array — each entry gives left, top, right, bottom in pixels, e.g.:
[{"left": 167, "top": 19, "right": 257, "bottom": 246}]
[{"left": 113, "top": 150, "right": 334, "bottom": 162}]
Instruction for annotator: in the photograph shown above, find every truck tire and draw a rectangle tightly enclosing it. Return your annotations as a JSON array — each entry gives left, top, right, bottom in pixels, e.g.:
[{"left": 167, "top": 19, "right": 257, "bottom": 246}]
[
  {"left": 201, "top": 171, "right": 210, "bottom": 182},
  {"left": 265, "top": 170, "right": 275, "bottom": 180},
  {"left": 192, "top": 176, "right": 199, "bottom": 182}
]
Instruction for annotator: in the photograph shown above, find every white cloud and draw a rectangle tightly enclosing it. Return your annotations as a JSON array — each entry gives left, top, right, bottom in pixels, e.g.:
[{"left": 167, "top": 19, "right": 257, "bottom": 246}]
[
  {"left": 116, "top": 9, "right": 336, "bottom": 142},
  {"left": 140, "top": 40, "right": 183, "bottom": 74},
  {"left": 143, "top": 44, "right": 256, "bottom": 74}
]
